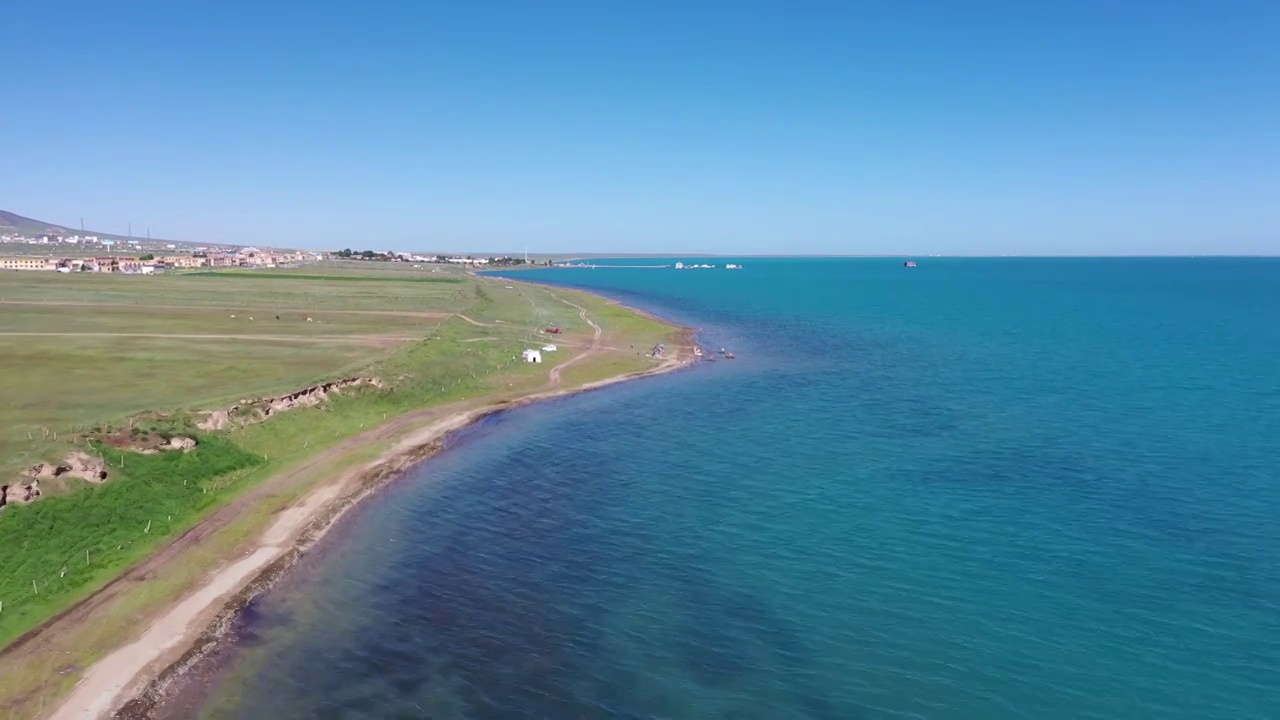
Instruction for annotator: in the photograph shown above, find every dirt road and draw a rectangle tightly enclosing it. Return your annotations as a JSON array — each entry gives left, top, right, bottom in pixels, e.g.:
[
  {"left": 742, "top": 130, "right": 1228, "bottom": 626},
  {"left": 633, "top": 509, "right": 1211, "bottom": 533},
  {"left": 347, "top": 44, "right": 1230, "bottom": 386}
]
[{"left": 546, "top": 295, "right": 604, "bottom": 386}]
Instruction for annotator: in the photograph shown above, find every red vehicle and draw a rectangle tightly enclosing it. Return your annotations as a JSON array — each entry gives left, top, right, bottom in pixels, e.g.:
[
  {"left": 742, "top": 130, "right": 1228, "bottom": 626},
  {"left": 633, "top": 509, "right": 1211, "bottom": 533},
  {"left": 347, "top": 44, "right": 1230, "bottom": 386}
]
[{"left": 545, "top": 327, "right": 563, "bottom": 334}]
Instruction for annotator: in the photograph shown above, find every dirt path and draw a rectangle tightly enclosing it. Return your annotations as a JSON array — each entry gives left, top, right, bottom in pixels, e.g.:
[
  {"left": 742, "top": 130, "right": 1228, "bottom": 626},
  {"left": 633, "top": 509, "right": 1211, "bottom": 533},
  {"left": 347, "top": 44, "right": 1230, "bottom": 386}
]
[
  {"left": 0, "top": 300, "right": 451, "bottom": 318},
  {"left": 42, "top": 406, "right": 493, "bottom": 720},
  {"left": 0, "top": 332, "right": 415, "bottom": 344},
  {"left": 546, "top": 294, "right": 604, "bottom": 387},
  {"left": 0, "top": 398, "right": 481, "bottom": 664},
  {"left": 454, "top": 314, "right": 496, "bottom": 327}
]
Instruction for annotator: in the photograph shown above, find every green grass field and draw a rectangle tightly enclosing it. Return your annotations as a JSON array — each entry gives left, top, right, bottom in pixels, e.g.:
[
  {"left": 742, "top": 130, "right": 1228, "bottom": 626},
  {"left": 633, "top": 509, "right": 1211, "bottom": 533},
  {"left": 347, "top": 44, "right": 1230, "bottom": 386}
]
[
  {"left": 184, "top": 271, "right": 463, "bottom": 282},
  {"left": 0, "top": 437, "right": 265, "bottom": 639},
  {"left": 0, "top": 262, "right": 473, "bottom": 312},
  {"left": 0, "top": 260, "right": 681, "bottom": 680},
  {"left": 0, "top": 264, "right": 471, "bottom": 478}
]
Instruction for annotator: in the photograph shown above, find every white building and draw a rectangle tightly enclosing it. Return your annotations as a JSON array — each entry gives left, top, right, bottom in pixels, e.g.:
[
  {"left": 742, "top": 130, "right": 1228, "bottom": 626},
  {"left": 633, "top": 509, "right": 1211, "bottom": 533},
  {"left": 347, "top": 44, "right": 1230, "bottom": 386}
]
[{"left": 522, "top": 349, "right": 543, "bottom": 363}]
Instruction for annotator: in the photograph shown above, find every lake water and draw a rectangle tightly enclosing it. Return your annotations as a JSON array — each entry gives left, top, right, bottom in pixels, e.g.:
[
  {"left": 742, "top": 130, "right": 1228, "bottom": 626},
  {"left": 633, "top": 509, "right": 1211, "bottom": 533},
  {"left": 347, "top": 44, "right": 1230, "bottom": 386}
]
[{"left": 188, "top": 258, "right": 1280, "bottom": 719}]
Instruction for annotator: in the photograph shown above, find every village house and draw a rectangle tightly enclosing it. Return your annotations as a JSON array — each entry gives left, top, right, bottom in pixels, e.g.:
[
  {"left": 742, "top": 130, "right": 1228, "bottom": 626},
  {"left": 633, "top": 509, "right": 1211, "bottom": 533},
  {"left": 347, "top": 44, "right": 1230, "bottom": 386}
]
[
  {"left": 208, "top": 254, "right": 242, "bottom": 268},
  {"left": 0, "top": 257, "right": 59, "bottom": 271},
  {"left": 162, "top": 255, "right": 208, "bottom": 268},
  {"left": 522, "top": 349, "right": 543, "bottom": 363}
]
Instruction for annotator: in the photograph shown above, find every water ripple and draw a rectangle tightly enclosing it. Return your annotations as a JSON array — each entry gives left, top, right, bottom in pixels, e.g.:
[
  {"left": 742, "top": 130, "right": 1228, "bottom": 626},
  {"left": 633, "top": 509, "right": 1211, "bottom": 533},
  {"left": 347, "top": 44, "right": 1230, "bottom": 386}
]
[{"left": 192, "top": 259, "right": 1280, "bottom": 720}]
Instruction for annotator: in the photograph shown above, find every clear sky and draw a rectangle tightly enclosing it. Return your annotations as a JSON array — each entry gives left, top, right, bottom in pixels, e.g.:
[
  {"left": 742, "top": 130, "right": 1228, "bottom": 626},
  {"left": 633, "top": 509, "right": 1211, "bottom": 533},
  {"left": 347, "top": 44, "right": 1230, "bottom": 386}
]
[{"left": 4, "top": 1, "right": 1278, "bottom": 255}]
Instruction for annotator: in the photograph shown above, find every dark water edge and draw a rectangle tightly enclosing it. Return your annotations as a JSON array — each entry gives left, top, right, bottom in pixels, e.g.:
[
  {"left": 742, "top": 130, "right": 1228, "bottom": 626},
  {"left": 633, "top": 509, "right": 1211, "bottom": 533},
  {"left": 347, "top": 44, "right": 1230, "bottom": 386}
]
[{"left": 146, "top": 369, "right": 717, "bottom": 719}]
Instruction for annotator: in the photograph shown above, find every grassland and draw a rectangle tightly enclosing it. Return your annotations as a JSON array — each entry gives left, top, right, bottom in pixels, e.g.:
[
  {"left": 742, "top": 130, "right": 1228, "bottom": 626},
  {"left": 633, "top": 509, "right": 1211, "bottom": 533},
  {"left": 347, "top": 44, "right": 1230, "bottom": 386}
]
[
  {"left": 183, "top": 271, "right": 463, "bottom": 282},
  {"left": 0, "top": 260, "right": 685, "bottom": 718},
  {"left": 0, "top": 437, "right": 264, "bottom": 639},
  {"left": 0, "top": 267, "right": 466, "bottom": 479}
]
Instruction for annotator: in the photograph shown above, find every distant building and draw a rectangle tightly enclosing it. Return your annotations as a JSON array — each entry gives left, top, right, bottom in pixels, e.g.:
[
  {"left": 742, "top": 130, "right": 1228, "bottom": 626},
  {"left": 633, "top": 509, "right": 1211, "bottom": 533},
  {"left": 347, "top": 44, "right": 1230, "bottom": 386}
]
[
  {"left": 0, "top": 257, "right": 57, "bottom": 271},
  {"left": 162, "top": 255, "right": 207, "bottom": 269},
  {"left": 522, "top": 349, "right": 543, "bottom": 363}
]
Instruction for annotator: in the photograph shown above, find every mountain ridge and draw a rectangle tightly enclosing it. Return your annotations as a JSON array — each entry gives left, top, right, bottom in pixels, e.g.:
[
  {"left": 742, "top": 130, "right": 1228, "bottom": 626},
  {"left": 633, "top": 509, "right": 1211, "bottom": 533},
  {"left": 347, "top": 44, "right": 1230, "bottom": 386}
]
[{"left": 0, "top": 210, "right": 202, "bottom": 246}]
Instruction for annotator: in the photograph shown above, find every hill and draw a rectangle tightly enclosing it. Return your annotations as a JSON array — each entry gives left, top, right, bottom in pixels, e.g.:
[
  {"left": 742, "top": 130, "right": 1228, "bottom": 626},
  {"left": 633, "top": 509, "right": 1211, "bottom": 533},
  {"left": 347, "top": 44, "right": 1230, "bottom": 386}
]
[
  {"left": 0, "top": 210, "right": 79, "bottom": 237},
  {"left": 0, "top": 209, "right": 206, "bottom": 247}
]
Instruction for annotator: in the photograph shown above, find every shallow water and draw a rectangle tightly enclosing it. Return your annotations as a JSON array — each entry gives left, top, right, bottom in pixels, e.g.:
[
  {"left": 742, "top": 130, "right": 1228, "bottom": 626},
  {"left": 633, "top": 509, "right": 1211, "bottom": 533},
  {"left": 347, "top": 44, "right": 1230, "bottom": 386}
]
[{"left": 192, "top": 258, "right": 1280, "bottom": 719}]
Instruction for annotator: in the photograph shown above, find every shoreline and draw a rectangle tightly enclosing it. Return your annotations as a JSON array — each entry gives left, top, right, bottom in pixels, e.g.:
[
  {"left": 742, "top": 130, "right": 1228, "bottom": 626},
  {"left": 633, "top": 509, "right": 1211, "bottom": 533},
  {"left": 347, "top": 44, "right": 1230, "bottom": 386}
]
[{"left": 40, "top": 285, "right": 695, "bottom": 720}]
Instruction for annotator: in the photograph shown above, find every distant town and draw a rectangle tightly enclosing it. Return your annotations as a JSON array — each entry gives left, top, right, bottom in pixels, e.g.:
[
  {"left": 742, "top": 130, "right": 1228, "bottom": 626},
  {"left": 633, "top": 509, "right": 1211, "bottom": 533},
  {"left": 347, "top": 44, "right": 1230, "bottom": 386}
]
[{"left": 0, "top": 231, "right": 547, "bottom": 273}]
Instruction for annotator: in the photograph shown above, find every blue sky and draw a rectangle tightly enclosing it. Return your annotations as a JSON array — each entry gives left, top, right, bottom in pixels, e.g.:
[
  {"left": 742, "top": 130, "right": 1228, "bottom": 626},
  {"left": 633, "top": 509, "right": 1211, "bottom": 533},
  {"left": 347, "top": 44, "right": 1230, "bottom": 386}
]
[{"left": 4, "top": 1, "right": 1278, "bottom": 254}]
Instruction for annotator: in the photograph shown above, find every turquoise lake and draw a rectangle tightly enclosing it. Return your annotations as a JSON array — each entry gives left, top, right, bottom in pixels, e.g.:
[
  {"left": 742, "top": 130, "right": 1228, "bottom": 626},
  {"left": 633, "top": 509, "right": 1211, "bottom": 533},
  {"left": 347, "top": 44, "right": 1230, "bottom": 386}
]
[{"left": 186, "top": 258, "right": 1280, "bottom": 719}]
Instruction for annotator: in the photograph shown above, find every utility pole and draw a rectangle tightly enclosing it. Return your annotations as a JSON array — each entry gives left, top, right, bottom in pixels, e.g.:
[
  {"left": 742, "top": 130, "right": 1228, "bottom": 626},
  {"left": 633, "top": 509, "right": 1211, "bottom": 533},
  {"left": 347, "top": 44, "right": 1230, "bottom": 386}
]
[
  {"left": 128, "top": 221, "right": 132, "bottom": 239},
  {"left": 80, "top": 217, "right": 84, "bottom": 232}
]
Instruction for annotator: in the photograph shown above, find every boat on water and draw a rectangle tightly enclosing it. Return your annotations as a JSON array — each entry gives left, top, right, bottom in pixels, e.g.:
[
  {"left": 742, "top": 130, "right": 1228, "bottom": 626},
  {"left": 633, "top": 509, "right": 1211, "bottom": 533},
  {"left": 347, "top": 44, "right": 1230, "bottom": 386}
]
[
  {"left": 717, "top": 347, "right": 726, "bottom": 355},
  {"left": 904, "top": 260, "right": 917, "bottom": 268},
  {"left": 725, "top": 352, "right": 736, "bottom": 360},
  {"left": 704, "top": 355, "right": 717, "bottom": 362}
]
